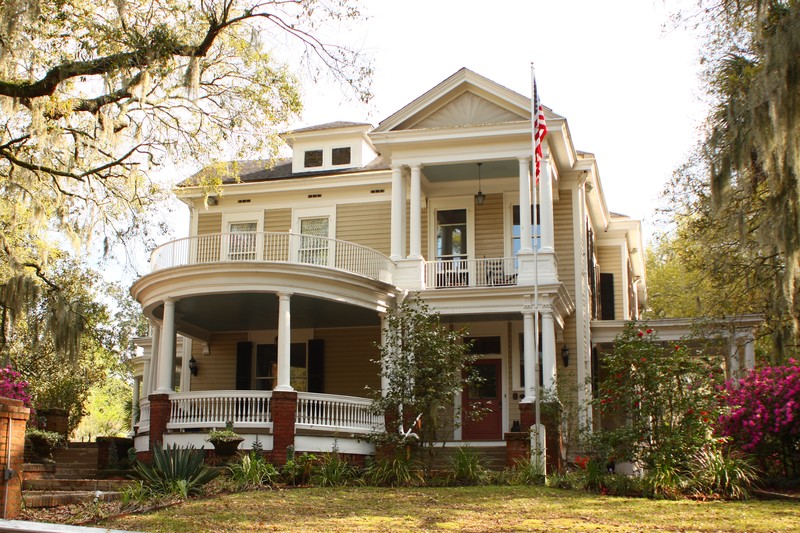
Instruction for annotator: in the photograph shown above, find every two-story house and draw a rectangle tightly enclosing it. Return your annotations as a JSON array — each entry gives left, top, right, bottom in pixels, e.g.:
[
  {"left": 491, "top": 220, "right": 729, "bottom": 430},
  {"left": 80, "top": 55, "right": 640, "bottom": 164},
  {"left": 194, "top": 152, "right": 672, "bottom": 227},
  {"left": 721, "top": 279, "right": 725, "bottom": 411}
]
[{"left": 129, "top": 69, "right": 759, "bottom": 466}]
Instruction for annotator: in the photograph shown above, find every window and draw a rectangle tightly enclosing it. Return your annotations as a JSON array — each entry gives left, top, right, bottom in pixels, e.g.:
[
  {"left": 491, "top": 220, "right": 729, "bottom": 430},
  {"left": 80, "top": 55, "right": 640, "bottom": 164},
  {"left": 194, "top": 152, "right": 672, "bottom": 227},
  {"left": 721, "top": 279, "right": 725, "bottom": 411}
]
[
  {"left": 304, "top": 150, "right": 323, "bottom": 168},
  {"left": 512, "top": 204, "right": 541, "bottom": 254},
  {"left": 331, "top": 147, "right": 351, "bottom": 165},
  {"left": 254, "top": 343, "right": 307, "bottom": 391},
  {"left": 298, "top": 217, "right": 330, "bottom": 265},
  {"left": 228, "top": 221, "right": 257, "bottom": 261},
  {"left": 436, "top": 209, "right": 468, "bottom": 261}
]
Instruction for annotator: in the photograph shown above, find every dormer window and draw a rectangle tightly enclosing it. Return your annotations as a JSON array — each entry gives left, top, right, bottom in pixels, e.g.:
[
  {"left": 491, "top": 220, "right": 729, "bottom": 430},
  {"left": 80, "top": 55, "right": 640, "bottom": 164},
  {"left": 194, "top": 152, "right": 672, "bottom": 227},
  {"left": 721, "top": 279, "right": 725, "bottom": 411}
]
[
  {"left": 332, "top": 146, "right": 351, "bottom": 166},
  {"left": 304, "top": 150, "right": 323, "bottom": 168}
]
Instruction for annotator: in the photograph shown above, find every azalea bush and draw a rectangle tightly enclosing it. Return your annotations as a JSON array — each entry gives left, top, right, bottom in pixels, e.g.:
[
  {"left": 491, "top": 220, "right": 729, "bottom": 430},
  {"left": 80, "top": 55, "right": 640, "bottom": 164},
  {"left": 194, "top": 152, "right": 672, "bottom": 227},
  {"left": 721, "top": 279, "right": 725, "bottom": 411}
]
[
  {"left": 718, "top": 361, "right": 800, "bottom": 478},
  {"left": 0, "top": 366, "right": 32, "bottom": 407},
  {"left": 592, "top": 323, "right": 724, "bottom": 472}
]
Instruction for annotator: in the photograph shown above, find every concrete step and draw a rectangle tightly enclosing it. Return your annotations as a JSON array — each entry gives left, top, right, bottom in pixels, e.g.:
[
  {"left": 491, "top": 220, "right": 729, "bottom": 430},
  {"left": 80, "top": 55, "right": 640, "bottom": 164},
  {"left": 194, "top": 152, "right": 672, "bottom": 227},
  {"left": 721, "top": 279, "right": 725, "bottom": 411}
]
[
  {"left": 23, "top": 479, "right": 133, "bottom": 492},
  {"left": 22, "top": 490, "right": 123, "bottom": 508}
]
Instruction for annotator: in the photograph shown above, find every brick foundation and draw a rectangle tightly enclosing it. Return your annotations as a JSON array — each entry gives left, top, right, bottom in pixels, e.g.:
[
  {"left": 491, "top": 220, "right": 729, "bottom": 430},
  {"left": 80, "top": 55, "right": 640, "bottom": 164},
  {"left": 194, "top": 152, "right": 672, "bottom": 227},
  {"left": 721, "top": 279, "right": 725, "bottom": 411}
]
[
  {"left": 504, "top": 432, "right": 531, "bottom": 468},
  {"left": 270, "top": 391, "right": 297, "bottom": 466},
  {"left": 0, "top": 397, "right": 31, "bottom": 519}
]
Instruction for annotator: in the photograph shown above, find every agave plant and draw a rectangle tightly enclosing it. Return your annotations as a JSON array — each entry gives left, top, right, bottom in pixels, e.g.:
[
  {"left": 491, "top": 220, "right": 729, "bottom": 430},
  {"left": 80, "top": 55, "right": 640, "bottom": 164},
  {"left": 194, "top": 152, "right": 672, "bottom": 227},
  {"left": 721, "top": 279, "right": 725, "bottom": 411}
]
[{"left": 132, "top": 443, "right": 219, "bottom": 497}]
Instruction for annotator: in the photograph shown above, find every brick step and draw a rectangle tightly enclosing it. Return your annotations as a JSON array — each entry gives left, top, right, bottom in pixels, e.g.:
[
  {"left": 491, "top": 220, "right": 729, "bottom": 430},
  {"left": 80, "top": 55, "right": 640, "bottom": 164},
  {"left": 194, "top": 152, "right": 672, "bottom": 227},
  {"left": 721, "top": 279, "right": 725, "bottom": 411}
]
[
  {"left": 53, "top": 468, "right": 101, "bottom": 480},
  {"left": 423, "top": 445, "right": 508, "bottom": 472},
  {"left": 23, "top": 479, "right": 133, "bottom": 492},
  {"left": 22, "top": 490, "right": 123, "bottom": 508}
]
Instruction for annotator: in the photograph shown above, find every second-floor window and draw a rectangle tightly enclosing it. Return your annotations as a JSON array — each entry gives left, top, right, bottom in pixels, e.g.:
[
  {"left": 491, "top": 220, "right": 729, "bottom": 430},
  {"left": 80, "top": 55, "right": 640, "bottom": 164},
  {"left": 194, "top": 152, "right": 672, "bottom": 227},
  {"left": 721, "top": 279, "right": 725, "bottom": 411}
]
[
  {"left": 436, "top": 209, "right": 468, "bottom": 263},
  {"left": 512, "top": 204, "right": 541, "bottom": 254},
  {"left": 229, "top": 221, "right": 257, "bottom": 261},
  {"left": 298, "top": 217, "right": 330, "bottom": 266}
]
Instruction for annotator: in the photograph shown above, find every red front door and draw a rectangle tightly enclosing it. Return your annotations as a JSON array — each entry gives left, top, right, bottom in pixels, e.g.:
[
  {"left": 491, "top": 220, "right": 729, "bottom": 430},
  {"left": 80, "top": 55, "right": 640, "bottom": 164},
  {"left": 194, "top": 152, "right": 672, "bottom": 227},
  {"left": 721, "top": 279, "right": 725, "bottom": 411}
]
[{"left": 461, "top": 359, "right": 502, "bottom": 440}]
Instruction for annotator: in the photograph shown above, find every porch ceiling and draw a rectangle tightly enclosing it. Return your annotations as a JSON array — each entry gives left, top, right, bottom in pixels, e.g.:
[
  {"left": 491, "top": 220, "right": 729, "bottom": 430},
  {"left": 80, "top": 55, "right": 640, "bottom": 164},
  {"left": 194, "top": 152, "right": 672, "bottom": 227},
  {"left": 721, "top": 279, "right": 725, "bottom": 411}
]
[
  {"left": 155, "top": 293, "right": 381, "bottom": 333},
  {"left": 423, "top": 159, "right": 517, "bottom": 182}
]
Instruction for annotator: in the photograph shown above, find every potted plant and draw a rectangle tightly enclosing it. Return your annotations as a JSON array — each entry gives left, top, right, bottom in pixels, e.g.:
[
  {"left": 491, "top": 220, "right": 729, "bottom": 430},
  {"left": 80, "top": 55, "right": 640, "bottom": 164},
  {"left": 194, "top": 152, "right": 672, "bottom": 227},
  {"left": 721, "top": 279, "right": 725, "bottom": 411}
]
[
  {"left": 207, "top": 422, "right": 244, "bottom": 458},
  {"left": 25, "top": 427, "right": 65, "bottom": 463}
]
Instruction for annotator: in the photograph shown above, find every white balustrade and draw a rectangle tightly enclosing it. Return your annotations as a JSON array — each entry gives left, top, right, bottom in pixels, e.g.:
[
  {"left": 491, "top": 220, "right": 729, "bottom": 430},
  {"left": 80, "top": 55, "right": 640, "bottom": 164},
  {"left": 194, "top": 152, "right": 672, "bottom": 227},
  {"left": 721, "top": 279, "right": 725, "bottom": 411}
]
[
  {"left": 150, "top": 232, "right": 393, "bottom": 282},
  {"left": 167, "top": 391, "right": 272, "bottom": 429},
  {"left": 425, "top": 257, "right": 518, "bottom": 289},
  {"left": 296, "top": 393, "right": 383, "bottom": 433},
  {"left": 137, "top": 399, "right": 150, "bottom": 433}
]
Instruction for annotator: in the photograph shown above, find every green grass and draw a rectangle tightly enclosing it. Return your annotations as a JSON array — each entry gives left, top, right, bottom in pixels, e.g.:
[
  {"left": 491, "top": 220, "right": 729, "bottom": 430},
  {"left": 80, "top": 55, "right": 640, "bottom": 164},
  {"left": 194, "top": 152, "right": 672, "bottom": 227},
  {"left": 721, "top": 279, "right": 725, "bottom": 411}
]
[{"left": 100, "top": 486, "right": 800, "bottom": 532}]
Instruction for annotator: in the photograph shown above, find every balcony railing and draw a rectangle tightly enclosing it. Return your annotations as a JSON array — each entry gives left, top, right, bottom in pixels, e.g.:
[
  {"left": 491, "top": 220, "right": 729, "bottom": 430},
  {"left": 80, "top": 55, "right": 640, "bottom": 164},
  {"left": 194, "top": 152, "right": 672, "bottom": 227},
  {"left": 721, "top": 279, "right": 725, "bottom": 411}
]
[
  {"left": 150, "top": 232, "right": 393, "bottom": 283},
  {"left": 296, "top": 392, "right": 383, "bottom": 433},
  {"left": 167, "top": 391, "right": 272, "bottom": 429},
  {"left": 425, "top": 257, "right": 518, "bottom": 289}
]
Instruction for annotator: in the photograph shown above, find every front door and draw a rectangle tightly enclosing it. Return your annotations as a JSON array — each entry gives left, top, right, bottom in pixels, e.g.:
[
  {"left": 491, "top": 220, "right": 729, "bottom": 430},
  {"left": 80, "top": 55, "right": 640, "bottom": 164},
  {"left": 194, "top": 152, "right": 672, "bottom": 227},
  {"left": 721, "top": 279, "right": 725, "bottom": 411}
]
[{"left": 461, "top": 358, "right": 502, "bottom": 440}]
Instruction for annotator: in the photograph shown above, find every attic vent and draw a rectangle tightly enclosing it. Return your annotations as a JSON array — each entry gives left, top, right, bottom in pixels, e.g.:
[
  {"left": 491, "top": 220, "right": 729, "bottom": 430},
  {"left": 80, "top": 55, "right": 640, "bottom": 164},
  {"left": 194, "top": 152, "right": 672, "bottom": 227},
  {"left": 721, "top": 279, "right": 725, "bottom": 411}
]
[
  {"left": 370, "top": 189, "right": 385, "bottom": 194},
  {"left": 308, "top": 193, "right": 322, "bottom": 198},
  {"left": 237, "top": 199, "right": 251, "bottom": 204}
]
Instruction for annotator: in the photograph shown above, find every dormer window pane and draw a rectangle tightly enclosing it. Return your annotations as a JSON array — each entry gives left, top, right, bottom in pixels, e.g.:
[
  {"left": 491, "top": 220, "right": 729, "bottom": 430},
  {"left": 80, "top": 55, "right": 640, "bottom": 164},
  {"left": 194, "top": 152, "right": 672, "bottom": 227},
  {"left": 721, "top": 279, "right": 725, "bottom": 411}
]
[
  {"left": 332, "top": 147, "right": 351, "bottom": 165},
  {"left": 304, "top": 150, "right": 323, "bottom": 168}
]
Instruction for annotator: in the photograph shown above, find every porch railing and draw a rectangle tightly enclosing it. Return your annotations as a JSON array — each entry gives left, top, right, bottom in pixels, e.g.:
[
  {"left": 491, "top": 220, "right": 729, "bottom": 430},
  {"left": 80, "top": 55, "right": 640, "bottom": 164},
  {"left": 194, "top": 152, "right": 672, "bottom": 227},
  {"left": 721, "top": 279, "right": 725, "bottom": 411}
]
[
  {"left": 137, "top": 399, "right": 151, "bottom": 433},
  {"left": 167, "top": 391, "right": 272, "bottom": 429},
  {"left": 150, "top": 232, "right": 393, "bottom": 283},
  {"left": 425, "top": 257, "right": 518, "bottom": 289},
  {"left": 296, "top": 392, "right": 383, "bottom": 433}
]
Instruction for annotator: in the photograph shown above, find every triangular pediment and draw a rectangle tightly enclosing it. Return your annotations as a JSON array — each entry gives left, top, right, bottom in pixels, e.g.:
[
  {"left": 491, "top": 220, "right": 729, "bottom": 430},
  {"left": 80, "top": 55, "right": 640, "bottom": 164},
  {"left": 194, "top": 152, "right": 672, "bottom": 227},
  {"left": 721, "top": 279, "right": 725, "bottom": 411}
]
[
  {"left": 413, "top": 91, "right": 525, "bottom": 129},
  {"left": 373, "top": 68, "right": 534, "bottom": 133}
]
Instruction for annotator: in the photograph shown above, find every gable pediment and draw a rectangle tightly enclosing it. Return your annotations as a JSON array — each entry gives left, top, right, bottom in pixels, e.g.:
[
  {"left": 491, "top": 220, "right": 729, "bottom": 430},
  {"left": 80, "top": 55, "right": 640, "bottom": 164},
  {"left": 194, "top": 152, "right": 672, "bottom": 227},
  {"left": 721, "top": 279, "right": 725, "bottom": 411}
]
[{"left": 411, "top": 91, "right": 525, "bottom": 129}]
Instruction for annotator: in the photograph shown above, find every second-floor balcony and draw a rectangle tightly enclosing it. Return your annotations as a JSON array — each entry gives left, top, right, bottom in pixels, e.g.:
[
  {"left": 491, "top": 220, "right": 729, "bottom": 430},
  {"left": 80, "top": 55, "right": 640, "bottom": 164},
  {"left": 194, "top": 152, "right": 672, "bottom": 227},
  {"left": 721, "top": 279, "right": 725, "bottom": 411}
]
[
  {"left": 150, "top": 232, "right": 394, "bottom": 283},
  {"left": 148, "top": 232, "right": 527, "bottom": 291}
]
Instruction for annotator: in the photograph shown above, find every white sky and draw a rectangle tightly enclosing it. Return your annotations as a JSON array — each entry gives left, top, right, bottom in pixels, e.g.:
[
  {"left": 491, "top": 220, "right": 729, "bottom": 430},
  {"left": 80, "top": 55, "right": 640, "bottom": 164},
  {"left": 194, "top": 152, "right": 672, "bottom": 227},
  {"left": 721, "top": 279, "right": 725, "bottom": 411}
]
[{"left": 284, "top": 0, "right": 707, "bottom": 242}]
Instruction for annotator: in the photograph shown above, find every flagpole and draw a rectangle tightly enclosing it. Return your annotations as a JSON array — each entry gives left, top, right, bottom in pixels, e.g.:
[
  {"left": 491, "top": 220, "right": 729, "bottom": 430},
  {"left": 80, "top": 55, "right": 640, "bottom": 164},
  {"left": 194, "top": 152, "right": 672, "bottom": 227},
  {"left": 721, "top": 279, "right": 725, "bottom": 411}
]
[{"left": 530, "top": 62, "right": 542, "bottom": 463}]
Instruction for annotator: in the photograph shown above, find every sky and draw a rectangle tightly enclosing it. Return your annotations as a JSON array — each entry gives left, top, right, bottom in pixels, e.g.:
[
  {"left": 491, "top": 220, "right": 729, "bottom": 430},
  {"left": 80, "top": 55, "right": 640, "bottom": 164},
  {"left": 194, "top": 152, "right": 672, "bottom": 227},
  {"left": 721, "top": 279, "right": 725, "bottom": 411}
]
[{"left": 279, "top": 0, "right": 707, "bottom": 242}]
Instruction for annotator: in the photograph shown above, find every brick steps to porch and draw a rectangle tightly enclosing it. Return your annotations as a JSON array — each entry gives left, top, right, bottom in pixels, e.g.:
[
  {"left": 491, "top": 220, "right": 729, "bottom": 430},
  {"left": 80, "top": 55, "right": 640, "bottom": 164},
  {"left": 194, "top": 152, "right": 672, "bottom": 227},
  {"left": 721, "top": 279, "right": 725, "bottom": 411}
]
[{"left": 22, "top": 490, "right": 124, "bottom": 509}]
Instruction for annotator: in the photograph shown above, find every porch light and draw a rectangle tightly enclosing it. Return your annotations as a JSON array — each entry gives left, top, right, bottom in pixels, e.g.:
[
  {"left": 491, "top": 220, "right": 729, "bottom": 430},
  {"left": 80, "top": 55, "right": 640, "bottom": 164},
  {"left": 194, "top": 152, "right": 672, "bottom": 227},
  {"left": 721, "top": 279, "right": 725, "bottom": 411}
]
[
  {"left": 207, "top": 195, "right": 219, "bottom": 206},
  {"left": 189, "top": 355, "right": 199, "bottom": 376},
  {"left": 561, "top": 344, "right": 570, "bottom": 367},
  {"left": 474, "top": 162, "right": 485, "bottom": 206}
]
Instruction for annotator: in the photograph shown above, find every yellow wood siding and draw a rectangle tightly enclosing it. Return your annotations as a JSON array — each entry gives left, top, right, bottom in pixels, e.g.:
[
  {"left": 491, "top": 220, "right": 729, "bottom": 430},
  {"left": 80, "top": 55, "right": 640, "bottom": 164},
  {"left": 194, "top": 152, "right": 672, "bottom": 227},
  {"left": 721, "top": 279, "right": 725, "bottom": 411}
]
[
  {"left": 597, "top": 245, "right": 623, "bottom": 320},
  {"left": 474, "top": 193, "right": 503, "bottom": 259},
  {"left": 315, "top": 326, "right": 381, "bottom": 397},
  {"left": 554, "top": 189, "right": 576, "bottom": 300},
  {"left": 336, "top": 202, "right": 391, "bottom": 255},
  {"left": 264, "top": 208, "right": 291, "bottom": 260},
  {"left": 196, "top": 213, "right": 223, "bottom": 262},
  {"left": 190, "top": 332, "right": 247, "bottom": 391}
]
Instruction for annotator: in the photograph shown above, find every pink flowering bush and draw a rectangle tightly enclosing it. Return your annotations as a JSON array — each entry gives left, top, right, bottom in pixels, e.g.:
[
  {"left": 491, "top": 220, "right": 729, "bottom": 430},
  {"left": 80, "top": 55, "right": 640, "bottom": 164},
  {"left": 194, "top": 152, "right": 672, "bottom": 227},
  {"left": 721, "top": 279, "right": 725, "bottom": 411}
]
[
  {"left": 718, "top": 361, "right": 800, "bottom": 478},
  {"left": 0, "top": 366, "right": 32, "bottom": 407}
]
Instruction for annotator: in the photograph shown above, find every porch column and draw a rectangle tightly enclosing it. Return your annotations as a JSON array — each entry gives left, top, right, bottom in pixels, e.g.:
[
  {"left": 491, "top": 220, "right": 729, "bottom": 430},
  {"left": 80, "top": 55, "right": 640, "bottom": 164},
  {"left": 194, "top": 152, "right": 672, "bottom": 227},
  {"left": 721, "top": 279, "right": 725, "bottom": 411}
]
[
  {"left": 390, "top": 165, "right": 406, "bottom": 261},
  {"left": 518, "top": 157, "right": 533, "bottom": 253},
  {"left": 409, "top": 164, "right": 423, "bottom": 259},
  {"left": 539, "top": 148, "right": 554, "bottom": 253},
  {"left": 275, "top": 292, "right": 294, "bottom": 392},
  {"left": 142, "top": 356, "right": 152, "bottom": 398},
  {"left": 179, "top": 337, "right": 193, "bottom": 393},
  {"left": 147, "top": 322, "right": 160, "bottom": 396},
  {"left": 728, "top": 337, "right": 741, "bottom": 381},
  {"left": 130, "top": 377, "right": 140, "bottom": 433},
  {"left": 743, "top": 332, "right": 756, "bottom": 370},
  {"left": 521, "top": 309, "right": 536, "bottom": 403},
  {"left": 541, "top": 309, "right": 557, "bottom": 391},
  {"left": 155, "top": 298, "right": 175, "bottom": 394},
  {"left": 379, "top": 312, "right": 390, "bottom": 395}
]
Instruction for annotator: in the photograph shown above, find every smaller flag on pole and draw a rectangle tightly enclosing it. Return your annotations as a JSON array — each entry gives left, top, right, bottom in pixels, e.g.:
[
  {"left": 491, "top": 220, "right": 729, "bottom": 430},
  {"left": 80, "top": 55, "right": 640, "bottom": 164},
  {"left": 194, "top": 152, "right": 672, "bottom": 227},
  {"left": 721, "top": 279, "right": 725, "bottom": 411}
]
[{"left": 533, "top": 74, "right": 548, "bottom": 184}]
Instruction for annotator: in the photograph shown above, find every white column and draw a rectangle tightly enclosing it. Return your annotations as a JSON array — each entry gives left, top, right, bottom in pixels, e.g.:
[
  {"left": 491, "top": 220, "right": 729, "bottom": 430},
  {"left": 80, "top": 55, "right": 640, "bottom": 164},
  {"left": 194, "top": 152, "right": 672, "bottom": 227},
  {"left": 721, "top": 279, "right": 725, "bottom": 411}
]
[
  {"left": 275, "top": 292, "right": 294, "bottom": 392},
  {"left": 518, "top": 157, "right": 533, "bottom": 253},
  {"left": 522, "top": 310, "right": 536, "bottom": 403},
  {"left": 179, "top": 337, "right": 191, "bottom": 393},
  {"left": 379, "top": 313, "right": 390, "bottom": 396},
  {"left": 142, "top": 358, "right": 152, "bottom": 398},
  {"left": 155, "top": 298, "right": 176, "bottom": 394},
  {"left": 729, "top": 338, "right": 741, "bottom": 381},
  {"left": 131, "top": 378, "right": 140, "bottom": 432},
  {"left": 744, "top": 333, "right": 755, "bottom": 370},
  {"left": 409, "top": 164, "right": 423, "bottom": 259},
  {"left": 147, "top": 322, "right": 160, "bottom": 396},
  {"left": 539, "top": 149, "right": 555, "bottom": 253},
  {"left": 390, "top": 166, "right": 404, "bottom": 261},
  {"left": 541, "top": 309, "right": 557, "bottom": 391}
]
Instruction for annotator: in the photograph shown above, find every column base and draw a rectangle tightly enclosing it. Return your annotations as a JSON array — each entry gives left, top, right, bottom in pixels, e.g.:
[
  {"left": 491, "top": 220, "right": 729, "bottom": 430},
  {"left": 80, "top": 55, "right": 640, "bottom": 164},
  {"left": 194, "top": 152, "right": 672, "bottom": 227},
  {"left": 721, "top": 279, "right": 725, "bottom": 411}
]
[{"left": 516, "top": 250, "right": 559, "bottom": 285}]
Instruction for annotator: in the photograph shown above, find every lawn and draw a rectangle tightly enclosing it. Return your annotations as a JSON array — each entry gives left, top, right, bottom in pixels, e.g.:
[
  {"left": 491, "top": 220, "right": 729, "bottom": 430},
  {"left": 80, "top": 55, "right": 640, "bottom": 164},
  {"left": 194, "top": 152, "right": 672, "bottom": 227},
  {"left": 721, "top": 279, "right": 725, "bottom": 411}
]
[{"left": 99, "top": 486, "right": 800, "bottom": 532}]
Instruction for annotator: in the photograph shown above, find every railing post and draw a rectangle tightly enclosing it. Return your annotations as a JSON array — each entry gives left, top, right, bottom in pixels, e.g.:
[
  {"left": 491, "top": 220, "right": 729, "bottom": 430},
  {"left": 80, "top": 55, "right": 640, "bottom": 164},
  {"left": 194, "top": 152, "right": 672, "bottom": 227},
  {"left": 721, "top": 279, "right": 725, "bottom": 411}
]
[{"left": 270, "top": 391, "right": 297, "bottom": 466}]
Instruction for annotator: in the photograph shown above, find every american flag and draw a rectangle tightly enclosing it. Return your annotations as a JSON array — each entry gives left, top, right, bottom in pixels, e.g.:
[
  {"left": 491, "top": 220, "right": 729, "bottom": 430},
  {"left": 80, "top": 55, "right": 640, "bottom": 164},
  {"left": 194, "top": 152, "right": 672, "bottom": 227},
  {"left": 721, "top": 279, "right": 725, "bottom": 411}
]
[{"left": 533, "top": 76, "right": 547, "bottom": 183}]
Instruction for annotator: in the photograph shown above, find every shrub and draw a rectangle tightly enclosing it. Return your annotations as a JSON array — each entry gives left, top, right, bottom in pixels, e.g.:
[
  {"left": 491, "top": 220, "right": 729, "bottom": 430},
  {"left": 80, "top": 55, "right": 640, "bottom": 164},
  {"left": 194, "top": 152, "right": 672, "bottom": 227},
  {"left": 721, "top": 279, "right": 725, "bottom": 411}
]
[
  {"left": 227, "top": 452, "right": 279, "bottom": 490},
  {"left": 363, "top": 457, "right": 424, "bottom": 487},
  {"left": 509, "top": 456, "right": 546, "bottom": 486},
  {"left": 689, "top": 441, "right": 758, "bottom": 500},
  {"left": 132, "top": 444, "right": 219, "bottom": 498},
  {"left": 0, "top": 366, "right": 31, "bottom": 407},
  {"left": 642, "top": 462, "right": 688, "bottom": 499},
  {"left": 281, "top": 453, "right": 317, "bottom": 486},
  {"left": 309, "top": 452, "right": 360, "bottom": 487},
  {"left": 448, "top": 447, "right": 488, "bottom": 485},
  {"left": 717, "top": 361, "right": 800, "bottom": 478}
]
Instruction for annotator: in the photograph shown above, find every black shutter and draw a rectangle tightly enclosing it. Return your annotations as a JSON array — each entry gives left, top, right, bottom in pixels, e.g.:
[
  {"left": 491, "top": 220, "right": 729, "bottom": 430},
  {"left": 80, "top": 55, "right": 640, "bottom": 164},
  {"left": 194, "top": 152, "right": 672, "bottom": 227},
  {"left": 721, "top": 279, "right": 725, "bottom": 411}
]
[
  {"left": 236, "top": 341, "right": 253, "bottom": 390},
  {"left": 308, "top": 339, "right": 325, "bottom": 393},
  {"left": 600, "top": 273, "right": 615, "bottom": 320}
]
